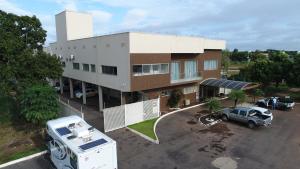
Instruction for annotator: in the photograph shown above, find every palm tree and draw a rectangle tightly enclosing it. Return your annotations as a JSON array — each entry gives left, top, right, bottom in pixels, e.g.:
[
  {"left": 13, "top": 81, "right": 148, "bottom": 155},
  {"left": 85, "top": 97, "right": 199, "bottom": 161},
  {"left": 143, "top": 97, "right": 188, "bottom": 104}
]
[
  {"left": 252, "top": 89, "right": 264, "bottom": 103},
  {"left": 228, "top": 90, "right": 246, "bottom": 107},
  {"left": 205, "top": 97, "right": 221, "bottom": 115}
]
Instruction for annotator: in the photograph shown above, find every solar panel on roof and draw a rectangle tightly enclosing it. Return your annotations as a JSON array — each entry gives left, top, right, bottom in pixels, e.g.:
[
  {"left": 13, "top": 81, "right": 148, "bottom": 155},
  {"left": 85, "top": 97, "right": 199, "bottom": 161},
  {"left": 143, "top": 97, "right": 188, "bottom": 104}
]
[
  {"left": 79, "top": 139, "right": 107, "bottom": 150},
  {"left": 56, "top": 127, "right": 72, "bottom": 136}
]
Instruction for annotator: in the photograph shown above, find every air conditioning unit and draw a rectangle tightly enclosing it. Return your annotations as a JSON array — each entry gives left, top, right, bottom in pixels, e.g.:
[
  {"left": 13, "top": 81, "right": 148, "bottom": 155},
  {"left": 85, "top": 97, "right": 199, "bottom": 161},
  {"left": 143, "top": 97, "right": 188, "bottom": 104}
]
[
  {"left": 184, "top": 99, "right": 190, "bottom": 106},
  {"left": 70, "top": 54, "right": 75, "bottom": 60}
]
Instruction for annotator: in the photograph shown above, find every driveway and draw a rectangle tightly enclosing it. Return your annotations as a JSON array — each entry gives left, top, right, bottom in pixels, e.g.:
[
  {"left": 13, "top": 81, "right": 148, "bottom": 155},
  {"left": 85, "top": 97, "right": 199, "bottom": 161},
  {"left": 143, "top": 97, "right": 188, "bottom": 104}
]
[{"left": 3, "top": 103, "right": 300, "bottom": 169}]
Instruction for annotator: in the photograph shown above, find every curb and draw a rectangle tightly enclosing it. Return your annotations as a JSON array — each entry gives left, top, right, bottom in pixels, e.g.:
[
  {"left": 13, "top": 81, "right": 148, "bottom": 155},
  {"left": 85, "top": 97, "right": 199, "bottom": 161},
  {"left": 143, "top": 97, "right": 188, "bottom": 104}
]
[
  {"left": 0, "top": 151, "right": 47, "bottom": 168},
  {"left": 126, "top": 127, "right": 159, "bottom": 144},
  {"left": 153, "top": 97, "right": 228, "bottom": 143}
]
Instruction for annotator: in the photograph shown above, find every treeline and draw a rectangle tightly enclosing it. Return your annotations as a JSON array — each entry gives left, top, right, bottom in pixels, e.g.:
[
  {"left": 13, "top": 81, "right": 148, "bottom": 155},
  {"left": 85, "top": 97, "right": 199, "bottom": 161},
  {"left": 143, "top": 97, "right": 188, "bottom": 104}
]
[{"left": 222, "top": 49, "right": 300, "bottom": 87}]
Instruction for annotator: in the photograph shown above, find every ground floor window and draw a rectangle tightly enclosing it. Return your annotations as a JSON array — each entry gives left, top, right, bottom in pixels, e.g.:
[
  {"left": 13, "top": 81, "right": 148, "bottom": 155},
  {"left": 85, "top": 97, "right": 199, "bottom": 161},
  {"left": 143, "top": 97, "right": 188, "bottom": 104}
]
[
  {"left": 73, "top": 63, "right": 80, "bottom": 70},
  {"left": 183, "top": 86, "right": 198, "bottom": 94}
]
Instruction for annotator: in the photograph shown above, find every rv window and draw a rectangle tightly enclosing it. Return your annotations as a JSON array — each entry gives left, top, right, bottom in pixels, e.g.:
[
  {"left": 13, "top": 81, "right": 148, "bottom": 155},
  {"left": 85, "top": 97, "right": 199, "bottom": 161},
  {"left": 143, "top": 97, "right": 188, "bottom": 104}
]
[{"left": 70, "top": 152, "right": 78, "bottom": 169}]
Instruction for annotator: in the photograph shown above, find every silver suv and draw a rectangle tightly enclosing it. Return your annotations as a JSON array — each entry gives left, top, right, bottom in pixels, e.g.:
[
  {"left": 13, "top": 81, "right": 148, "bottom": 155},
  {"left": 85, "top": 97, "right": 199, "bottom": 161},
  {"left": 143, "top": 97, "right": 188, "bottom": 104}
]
[{"left": 221, "top": 107, "right": 273, "bottom": 128}]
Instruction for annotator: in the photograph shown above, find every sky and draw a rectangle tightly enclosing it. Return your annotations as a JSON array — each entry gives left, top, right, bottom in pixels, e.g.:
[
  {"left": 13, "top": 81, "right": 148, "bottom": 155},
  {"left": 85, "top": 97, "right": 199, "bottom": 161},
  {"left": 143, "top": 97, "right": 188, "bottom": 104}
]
[{"left": 1, "top": 0, "right": 300, "bottom": 51}]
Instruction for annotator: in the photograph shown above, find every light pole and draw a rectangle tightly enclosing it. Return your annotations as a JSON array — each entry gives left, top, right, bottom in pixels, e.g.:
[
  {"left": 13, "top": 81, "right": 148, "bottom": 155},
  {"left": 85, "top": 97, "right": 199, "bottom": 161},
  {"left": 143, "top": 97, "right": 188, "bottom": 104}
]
[{"left": 21, "top": 27, "right": 28, "bottom": 45}]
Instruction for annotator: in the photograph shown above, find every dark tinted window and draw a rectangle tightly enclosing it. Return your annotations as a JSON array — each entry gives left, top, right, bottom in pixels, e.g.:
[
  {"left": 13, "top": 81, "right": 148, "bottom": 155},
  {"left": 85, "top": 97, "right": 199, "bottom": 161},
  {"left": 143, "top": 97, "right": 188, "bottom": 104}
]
[
  {"left": 73, "top": 63, "right": 80, "bottom": 70},
  {"left": 239, "top": 110, "right": 247, "bottom": 116},
  {"left": 231, "top": 109, "right": 239, "bottom": 114},
  {"left": 102, "top": 65, "right": 117, "bottom": 75}
]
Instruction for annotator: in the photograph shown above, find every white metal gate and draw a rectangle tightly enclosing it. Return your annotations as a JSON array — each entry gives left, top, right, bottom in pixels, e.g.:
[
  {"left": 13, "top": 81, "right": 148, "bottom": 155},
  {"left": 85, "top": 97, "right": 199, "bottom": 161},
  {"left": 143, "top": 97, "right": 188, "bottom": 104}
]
[{"left": 103, "top": 98, "right": 160, "bottom": 132}]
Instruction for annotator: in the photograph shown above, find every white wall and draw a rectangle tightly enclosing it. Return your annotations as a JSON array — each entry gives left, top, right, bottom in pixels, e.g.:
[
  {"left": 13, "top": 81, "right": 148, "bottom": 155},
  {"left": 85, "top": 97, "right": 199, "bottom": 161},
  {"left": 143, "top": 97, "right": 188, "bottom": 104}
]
[
  {"left": 129, "top": 32, "right": 226, "bottom": 53},
  {"left": 55, "top": 11, "right": 93, "bottom": 42},
  {"left": 50, "top": 33, "right": 131, "bottom": 91}
]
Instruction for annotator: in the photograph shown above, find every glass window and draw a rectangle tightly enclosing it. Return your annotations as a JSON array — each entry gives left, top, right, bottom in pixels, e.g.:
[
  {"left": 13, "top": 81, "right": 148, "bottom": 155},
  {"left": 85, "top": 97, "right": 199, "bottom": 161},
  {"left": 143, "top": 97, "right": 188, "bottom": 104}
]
[
  {"left": 62, "top": 62, "right": 66, "bottom": 67},
  {"left": 239, "top": 110, "right": 247, "bottom": 116},
  {"left": 102, "top": 65, "right": 117, "bottom": 75},
  {"left": 152, "top": 64, "right": 159, "bottom": 74},
  {"left": 142, "top": 65, "right": 151, "bottom": 74},
  {"left": 183, "top": 86, "right": 198, "bottom": 94},
  {"left": 91, "top": 64, "right": 96, "bottom": 72},
  {"left": 161, "top": 90, "right": 171, "bottom": 96},
  {"left": 171, "top": 62, "right": 180, "bottom": 80},
  {"left": 184, "top": 60, "right": 197, "bottom": 78},
  {"left": 230, "top": 109, "right": 239, "bottom": 114},
  {"left": 83, "top": 64, "right": 89, "bottom": 71},
  {"left": 160, "top": 64, "right": 169, "bottom": 73},
  {"left": 73, "top": 63, "right": 80, "bottom": 70},
  {"left": 133, "top": 65, "right": 142, "bottom": 75},
  {"left": 204, "top": 60, "right": 218, "bottom": 70}
]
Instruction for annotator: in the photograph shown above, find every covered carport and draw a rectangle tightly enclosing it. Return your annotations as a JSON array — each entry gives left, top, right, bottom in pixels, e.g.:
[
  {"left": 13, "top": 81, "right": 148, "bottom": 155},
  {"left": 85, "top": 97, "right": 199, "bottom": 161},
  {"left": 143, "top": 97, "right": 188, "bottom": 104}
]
[{"left": 199, "top": 79, "right": 257, "bottom": 99}]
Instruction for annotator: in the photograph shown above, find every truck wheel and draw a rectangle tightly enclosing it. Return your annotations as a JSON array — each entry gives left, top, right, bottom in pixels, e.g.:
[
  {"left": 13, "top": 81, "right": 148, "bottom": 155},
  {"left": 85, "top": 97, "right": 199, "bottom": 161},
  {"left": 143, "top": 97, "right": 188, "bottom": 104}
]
[
  {"left": 248, "top": 121, "right": 255, "bottom": 129},
  {"left": 222, "top": 115, "right": 228, "bottom": 121}
]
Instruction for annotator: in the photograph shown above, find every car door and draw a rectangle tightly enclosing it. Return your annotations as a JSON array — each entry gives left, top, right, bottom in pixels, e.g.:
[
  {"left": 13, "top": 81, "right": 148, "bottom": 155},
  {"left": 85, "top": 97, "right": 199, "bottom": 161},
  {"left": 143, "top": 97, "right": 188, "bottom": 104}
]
[
  {"left": 229, "top": 109, "right": 239, "bottom": 120},
  {"left": 237, "top": 109, "right": 248, "bottom": 123}
]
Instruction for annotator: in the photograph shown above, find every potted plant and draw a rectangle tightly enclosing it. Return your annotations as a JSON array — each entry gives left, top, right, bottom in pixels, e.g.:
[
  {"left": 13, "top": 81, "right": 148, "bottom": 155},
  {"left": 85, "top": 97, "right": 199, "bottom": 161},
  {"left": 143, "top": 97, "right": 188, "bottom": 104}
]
[{"left": 205, "top": 97, "right": 221, "bottom": 121}]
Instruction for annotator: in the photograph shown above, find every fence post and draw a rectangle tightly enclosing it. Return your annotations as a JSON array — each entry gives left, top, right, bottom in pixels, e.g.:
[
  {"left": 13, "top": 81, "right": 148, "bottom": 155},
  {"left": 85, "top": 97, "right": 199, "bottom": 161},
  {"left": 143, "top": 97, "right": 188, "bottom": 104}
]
[
  {"left": 80, "top": 106, "right": 83, "bottom": 113},
  {"left": 81, "top": 112, "right": 84, "bottom": 119},
  {"left": 68, "top": 99, "right": 70, "bottom": 105}
]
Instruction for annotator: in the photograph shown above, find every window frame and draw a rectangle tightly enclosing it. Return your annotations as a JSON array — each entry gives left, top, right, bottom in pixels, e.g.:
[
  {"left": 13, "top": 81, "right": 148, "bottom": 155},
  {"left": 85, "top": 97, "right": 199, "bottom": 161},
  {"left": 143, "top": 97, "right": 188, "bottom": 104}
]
[
  {"left": 90, "top": 64, "right": 96, "bottom": 73},
  {"left": 82, "top": 63, "right": 90, "bottom": 72},
  {"left": 132, "top": 63, "right": 169, "bottom": 76},
  {"left": 204, "top": 59, "right": 218, "bottom": 70},
  {"left": 101, "top": 65, "right": 118, "bottom": 76},
  {"left": 73, "top": 62, "right": 80, "bottom": 70}
]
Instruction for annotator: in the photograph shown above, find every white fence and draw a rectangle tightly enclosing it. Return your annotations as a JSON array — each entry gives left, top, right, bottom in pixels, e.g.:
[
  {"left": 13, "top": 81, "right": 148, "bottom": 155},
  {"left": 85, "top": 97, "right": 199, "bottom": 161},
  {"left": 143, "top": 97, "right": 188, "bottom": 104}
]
[
  {"left": 58, "top": 100, "right": 84, "bottom": 119},
  {"left": 103, "top": 98, "right": 160, "bottom": 132}
]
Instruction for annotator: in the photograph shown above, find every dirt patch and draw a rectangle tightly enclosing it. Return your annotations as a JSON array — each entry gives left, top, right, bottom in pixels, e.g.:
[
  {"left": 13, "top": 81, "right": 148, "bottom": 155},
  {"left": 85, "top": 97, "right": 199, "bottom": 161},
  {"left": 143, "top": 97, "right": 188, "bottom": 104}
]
[
  {"left": 198, "top": 123, "right": 231, "bottom": 134},
  {"left": 8, "top": 139, "right": 33, "bottom": 148},
  {"left": 187, "top": 120, "right": 197, "bottom": 125}
]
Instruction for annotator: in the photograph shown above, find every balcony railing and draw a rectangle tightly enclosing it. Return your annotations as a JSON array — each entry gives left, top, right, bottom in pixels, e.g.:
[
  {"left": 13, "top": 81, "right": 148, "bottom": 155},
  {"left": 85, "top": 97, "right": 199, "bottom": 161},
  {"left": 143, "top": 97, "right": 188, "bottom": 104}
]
[{"left": 171, "top": 72, "right": 202, "bottom": 84}]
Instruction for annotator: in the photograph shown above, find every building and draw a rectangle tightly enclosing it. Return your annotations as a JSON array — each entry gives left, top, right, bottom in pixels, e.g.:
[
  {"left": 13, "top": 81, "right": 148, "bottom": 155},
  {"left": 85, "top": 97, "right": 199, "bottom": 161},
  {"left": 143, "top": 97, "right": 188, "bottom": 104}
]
[{"left": 48, "top": 10, "right": 226, "bottom": 112}]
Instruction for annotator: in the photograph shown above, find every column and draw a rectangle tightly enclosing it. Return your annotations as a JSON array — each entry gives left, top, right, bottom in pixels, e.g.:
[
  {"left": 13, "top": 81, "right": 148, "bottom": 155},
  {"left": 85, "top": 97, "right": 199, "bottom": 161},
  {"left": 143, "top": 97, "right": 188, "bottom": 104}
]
[
  {"left": 98, "top": 86, "right": 103, "bottom": 111},
  {"left": 69, "top": 78, "right": 74, "bottom": 98},
  {"left": 82, "top": 81, "right": 86, "bottom": 105},
  {"left": 59, "top": 77, "right": 63, "bottom": 95},
  {"left": 120, "top": 91, "right": 126, "bottom": 105}
]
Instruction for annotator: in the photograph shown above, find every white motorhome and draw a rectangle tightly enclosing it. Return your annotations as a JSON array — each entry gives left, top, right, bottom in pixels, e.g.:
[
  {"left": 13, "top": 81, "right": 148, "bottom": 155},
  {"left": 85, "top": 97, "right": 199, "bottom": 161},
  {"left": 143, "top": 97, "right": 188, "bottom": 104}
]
[{"left": 46, "top": 116, "right": 117, "bottom": 169}]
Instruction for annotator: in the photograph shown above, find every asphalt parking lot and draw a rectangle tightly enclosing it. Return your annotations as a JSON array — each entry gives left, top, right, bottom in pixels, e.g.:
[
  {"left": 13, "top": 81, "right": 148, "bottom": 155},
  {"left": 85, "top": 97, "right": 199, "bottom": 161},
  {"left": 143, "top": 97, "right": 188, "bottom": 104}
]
[{"left": 3, "top": 103, "right": 300, "bottom": 169}]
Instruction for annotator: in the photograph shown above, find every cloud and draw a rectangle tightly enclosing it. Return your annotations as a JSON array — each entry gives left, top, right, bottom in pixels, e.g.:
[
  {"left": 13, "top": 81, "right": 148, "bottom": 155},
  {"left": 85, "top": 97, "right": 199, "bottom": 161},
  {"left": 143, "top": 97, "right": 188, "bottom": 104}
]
[
  {"left": 88, "top": 10, "right": 113, "bottom": 35},
  {"left": 55, "top": 0, "right": 77, "bottom": 10},
  {"left": 121, "top": 9, "right": 147, "bottom": 29},
  {"left": 0, "top": 0, "right": 32, "bottom": 15}
]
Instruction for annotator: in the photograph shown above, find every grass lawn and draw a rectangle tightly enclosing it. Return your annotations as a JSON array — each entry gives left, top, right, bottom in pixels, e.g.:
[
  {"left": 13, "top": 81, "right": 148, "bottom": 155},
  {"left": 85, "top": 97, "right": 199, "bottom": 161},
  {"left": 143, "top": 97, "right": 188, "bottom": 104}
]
[
  {"left": 0, "top": 95, "right": 45, "bottom": 164},
  {"left": 128, "top": 118, "right": 159, "bottom": 140}
]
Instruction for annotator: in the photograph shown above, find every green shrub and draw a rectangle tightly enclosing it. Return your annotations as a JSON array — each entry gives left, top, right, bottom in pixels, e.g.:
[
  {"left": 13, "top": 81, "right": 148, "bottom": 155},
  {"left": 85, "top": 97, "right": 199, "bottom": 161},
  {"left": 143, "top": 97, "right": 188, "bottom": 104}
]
[
  {"left": 205, "top": 98, "right": 221, "bottom": 113},
  {"left": 20, "top": 84, "right": 59, "bottom": 125},
  {"left": 167, "top": 89, "right": 183, "bottom": 108}
]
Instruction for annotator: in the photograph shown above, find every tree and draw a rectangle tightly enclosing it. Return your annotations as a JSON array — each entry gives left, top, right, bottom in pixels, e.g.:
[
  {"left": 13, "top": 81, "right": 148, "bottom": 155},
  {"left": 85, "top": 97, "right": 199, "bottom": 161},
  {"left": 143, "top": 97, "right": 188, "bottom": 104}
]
[
  {"left": 243, "top": 57, "right": 272, "bottom": 86},
  {"left": 252, "top": 89, "right": 264, "bottom": 103},
  {"left": 0, "top": 10, "right": 63, "bottom": 95},
  {"left": 221, "top": 50, "right": 231, "bottom": 75},
  {"left": 167, "top": 89, "right": 183, "bottom": 108},
  {"left": 20, "top": 84, "right": 59, "bottom": 125},
  {"left": 228, "top": 90, "right": 246, "bottom": 107},
  {"left": 205, "top": 97, "right": 221, "bottom": 114}
]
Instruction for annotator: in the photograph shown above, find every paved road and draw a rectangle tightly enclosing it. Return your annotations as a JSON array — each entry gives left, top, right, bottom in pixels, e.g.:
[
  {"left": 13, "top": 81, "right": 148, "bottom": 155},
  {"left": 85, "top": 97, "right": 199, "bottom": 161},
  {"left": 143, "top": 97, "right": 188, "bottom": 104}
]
[{"left": 3, "top": 103, "right": 300, "bottom": 169}]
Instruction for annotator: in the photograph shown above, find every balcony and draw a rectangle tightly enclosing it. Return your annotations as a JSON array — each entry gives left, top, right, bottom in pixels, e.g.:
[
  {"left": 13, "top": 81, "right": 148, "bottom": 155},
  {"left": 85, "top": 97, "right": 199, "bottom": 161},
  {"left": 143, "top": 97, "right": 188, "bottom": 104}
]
[{"left": 171, "top": 72, "right": 202, "bottom": 84}]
